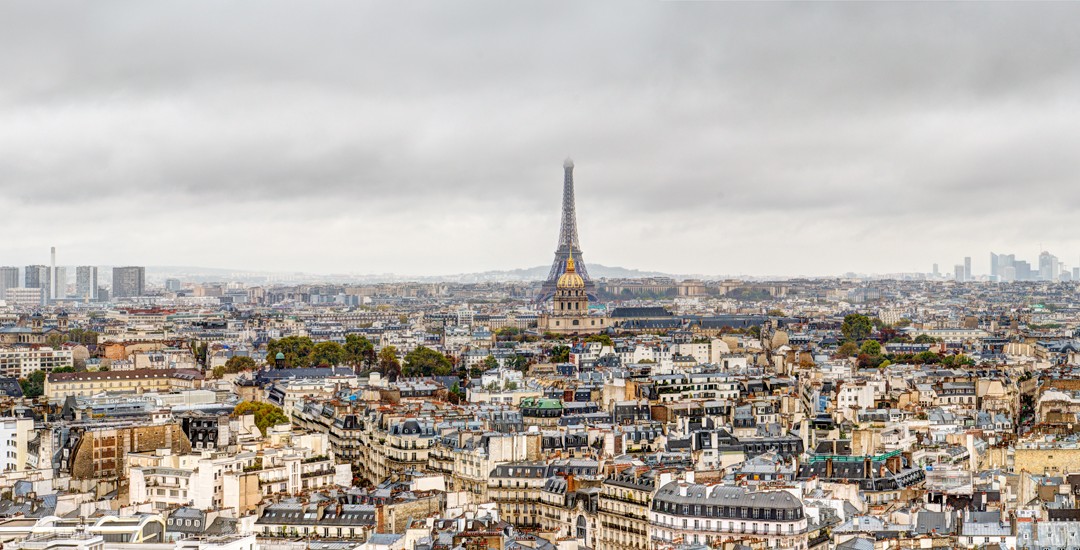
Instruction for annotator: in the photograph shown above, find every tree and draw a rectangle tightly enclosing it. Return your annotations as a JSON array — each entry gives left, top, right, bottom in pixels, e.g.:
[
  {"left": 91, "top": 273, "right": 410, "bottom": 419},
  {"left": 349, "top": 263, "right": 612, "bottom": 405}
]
[
  {"left": 266, "top": 336, "right": 315, "bottom": 368},
  {"left": 914, "top": 334, "right": 939, "bottom": 345},
  {"left": 482, "top": 355, "right": 499, "bottom": 371},
  {"left": 311, "top": 341, "right": 346, "bottom": 367},
  {"left": 46, "top": 333, "right": 66, "bottom": 348},
  {"left": 585, "top": 334, "right": 613, "bottom": 347},
  {"left": 403, "top": 346, "right": 453, "bottom": 377},
  {"left": 224, "top": 356, "right": 257, "bottom": 373},
  {"left": 508, "top": 354, "right": 529, "bottom": 373},
  {"left": 344, "top": 334, "right": 375, "bottom": 367},
  {"left": 232, "top": 401, "right": 289, "bottom": 436},
  {"left": 66, "top": 328, "right": 100, "bottom": 346},
  {"left": 18, "top": 370, "right": 46, "bottom": 398},
  {"left": 836, "top": 342, "right": 859, "bottom": 359},
  {"left": 766, "top": 309, "right": 786, "bottom": 317},
  {"left": 914, "top": 350, "right": 940, "bottom": 364},
  {"left": 551, "top": 345, "right": 570, "bottom": 363},
  {"left": 841, "top": 314, "right": 873, "bottom": 343},
  {"left": 860, "top": 340, "right": 882, "bottom": 356},
  {"left": 378, "top": 346, "right": 401, "bottom": 381},
  {"left": 192, "top": 341, "right": 209, "bottom": 367},
  {"left": 212, "top": 366, "right": 227, "bottom": 379}
]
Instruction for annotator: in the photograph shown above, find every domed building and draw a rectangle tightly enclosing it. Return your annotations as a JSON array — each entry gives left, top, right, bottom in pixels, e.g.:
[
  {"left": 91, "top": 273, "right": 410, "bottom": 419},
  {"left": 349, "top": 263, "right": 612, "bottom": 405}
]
[{"left": 540, "top": 257, "right": 608, "bottom": 335}]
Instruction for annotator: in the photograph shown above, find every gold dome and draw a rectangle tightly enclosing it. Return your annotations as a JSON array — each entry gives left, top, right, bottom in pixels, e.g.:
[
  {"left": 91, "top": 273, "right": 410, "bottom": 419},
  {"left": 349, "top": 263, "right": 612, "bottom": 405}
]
[{"left": 556, "top": 257, "right": 585, "bottom": 289}]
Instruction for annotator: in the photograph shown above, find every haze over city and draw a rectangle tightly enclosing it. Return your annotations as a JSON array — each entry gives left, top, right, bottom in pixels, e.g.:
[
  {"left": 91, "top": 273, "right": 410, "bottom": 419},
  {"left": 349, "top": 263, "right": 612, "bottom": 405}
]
[{"left": 3, "top": 2, "right": 1080, "bottom": 277}]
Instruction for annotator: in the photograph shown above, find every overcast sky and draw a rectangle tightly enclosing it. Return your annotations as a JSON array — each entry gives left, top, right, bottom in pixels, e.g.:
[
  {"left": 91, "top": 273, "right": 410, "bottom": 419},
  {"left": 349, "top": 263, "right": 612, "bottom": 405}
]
[{"left": 2, "top": 2, "right": 1080, "bottom": 277}]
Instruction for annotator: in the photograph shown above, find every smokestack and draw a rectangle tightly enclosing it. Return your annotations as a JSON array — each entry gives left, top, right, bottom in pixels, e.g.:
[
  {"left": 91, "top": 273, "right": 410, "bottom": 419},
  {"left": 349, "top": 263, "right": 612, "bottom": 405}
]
[{"left": 50, "top": 247, "right": 56, "bottom": 300}]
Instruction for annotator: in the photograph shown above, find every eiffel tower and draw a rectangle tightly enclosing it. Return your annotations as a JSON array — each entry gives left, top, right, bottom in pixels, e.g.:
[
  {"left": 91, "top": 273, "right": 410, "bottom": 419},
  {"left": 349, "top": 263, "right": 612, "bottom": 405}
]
[{"left": 538, "top": 158, "right": 596, "bottom": 302}]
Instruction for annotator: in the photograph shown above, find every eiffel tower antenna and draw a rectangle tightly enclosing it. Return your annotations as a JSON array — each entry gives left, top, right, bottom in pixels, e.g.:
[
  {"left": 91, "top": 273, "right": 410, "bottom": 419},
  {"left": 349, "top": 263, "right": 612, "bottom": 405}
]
[{"left": 538, "top": 158, "right": 596, "bottom": 302}]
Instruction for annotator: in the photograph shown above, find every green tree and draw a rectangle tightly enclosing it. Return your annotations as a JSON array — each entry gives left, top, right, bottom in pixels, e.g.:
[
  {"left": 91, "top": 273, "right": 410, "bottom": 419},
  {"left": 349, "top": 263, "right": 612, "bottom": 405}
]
[
  {"left": 496, "top": 327, "right": 521, "bottom": 341},
  {"left": 46, "top": 333, "right": 66, "bottom": 348},
  {"left": 18, "top": 370, "right": 46, "bottom": 398},
  {"left": 378, "top": 346, "right": 401, "bottom": 381},
  {"left": 836, "top": 342, "right": 859, "bottom": 359},
  {"left": 344, "top": 334, "right": 375, "bottom": 367},
  {"left": 482, "top": 355, "right": 499, "bottom": 371},
  {"left": 551, "top": 345, "right": 570, "bottom": 363},
  {"left": 224, "top": 356, "right": 257, "bottom": 373},
  {"left": 585, "top": 334, "right": 614, "bottom": 347},
  {"left": 913, "top": 334, "right": 939, "bottom": 345},
  {"left": 266, "top": 336, "right": 315, "bottom": 368},
  {"left": 212, "top": 365, "right": 227, "bottom": 378},
  {"left": 841, "top": 314, "right": 873, "bottom": 343},
  {"left": 311, "top": 341, "right": 346, "bottom": 367},
  {"left": 914, "top": 350, "right": 940, "bottom": 364},
  {"left": 66, "top": 328, "right": 99, "bottom": 346},
  {"left": 860, "top": 340, "right": 882, "bottom": 356},
  {"left": 402, "top": 346, "right": 453, "bottom": 377},
  {"left": 232, "top": 401, "right": 289, "bottom": 436},
  {"left": 192, "top": 341, "right": 209, "bottom": 367},
  {"left": 508, "top": 354, "right": 529, "bottom": 373}
]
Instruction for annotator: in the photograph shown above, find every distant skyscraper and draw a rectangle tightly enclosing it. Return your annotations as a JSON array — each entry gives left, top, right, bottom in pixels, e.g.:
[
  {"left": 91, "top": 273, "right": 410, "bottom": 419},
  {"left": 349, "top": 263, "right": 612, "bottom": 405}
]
[
  {"left": 165, "top": 278, "right": 182, "bottom": 292},
  {"left": 990, "top": 252, "right": 998, "bottom": 279},
  {"left": 112, "top": 266, "right": 145, "bottom": 298},
  {"left": 1003, "top": 265, "right": 1017, "bottom": 282},
  {"left": 76, "top": 266, "right": 98, "bottom": 301},
  {"left": 53, "top": 266, "right": 68, "bottom": 299},
  {"left": 954, "top": 265, "right": 965, "bottom": 282},
  {"left": 25, "top": 265, "right": 50, "bottom": 296},
  {"left": 1039, "top": 251, "right": 1059, "bottom": 282},
  {"left": 50, "top": 246, "right": 56, "bottom": 300},
  {"left": 932, "top": 263, "right": 939, "bottom": 278},
  {"left": 963, "top": 257, "right": 971, "bottom": 281},
  {"left": 0, "top": 267, "right": 18, "bottom": 298}
]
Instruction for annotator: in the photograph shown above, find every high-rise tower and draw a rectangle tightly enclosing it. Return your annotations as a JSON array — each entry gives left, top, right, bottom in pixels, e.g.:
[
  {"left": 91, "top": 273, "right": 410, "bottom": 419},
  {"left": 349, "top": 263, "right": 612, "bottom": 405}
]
[{"left": 539, "top": 159, "right": 596, "bottom": 302}]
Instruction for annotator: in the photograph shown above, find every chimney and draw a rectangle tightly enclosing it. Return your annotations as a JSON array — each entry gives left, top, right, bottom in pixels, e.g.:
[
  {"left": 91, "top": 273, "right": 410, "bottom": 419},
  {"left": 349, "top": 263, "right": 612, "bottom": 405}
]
[
  {"left": 864, "top": 457, "right": 871, "bottom": 479},
  {"left": 826, "top": 458, "right": 833, "bottom": 478},
  {"left": 376, "top": 504, "right": 386, "bottom": 533}
]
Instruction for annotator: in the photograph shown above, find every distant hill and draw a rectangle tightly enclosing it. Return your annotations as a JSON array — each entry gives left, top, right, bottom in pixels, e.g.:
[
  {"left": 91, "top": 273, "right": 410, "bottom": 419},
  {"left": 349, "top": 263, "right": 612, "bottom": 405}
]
[
  {"left": 142, "top": 263, "right": 690, "bottom": 284},
  {"left": 438, "top": 264, "right": 677, "bottom": 283}
]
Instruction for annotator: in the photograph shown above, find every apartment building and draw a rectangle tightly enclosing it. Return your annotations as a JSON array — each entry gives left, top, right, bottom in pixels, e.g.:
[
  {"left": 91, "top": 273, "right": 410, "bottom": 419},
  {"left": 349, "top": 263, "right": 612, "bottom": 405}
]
[
  {"left": 650, "top": 481, "right": 808, "bottom": 549},
  {"left": 597, "top": 468, "right": 660, "bottom": 550},
  {"left": 45, "top": 369, "right": 203, "bottom": 403},
  {"left": 0, "top": 347, "right": 73, "bottom": 378}
]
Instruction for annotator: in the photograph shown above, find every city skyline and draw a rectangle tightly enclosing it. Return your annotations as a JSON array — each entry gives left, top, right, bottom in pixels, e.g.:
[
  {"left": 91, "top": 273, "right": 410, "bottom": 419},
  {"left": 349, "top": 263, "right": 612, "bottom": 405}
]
[{"left": 3, "top": 2, "right": 1080, "bottom": 276}]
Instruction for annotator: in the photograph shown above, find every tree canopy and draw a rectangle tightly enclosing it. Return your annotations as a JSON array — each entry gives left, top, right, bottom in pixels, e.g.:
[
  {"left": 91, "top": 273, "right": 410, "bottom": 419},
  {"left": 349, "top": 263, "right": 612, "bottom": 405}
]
[
  {"left": 550, "top": 345, "right": 570, "bottom": 363},
  {"left": 311, "top": 341, "right": 346, "bottom": 367},
  {"left": 841, "top": 314, "right": 873, "bottom": 343},
  {"left": 378, "top": 346, "right": 401, "bottom": 381},
  {"left": 402, "top": 346, "right": 453, "bottom": 377},
  {"left": 266, "top": 336, "right": 316, "bottom": 368},
  {"left": 836, "top": 341, "right": 859, "bottom": 359},
  {"left": 585, "top": 334, "right": 613, "bottom": 347},
  {"left": 233, "top": 401, "right": 289, "bottom": 436},
  {"left": 344, "top": 334, "right": 375, "bottom": 367},
  {"left": 19, "top": 370, "right": 46, "bottom": 398}
]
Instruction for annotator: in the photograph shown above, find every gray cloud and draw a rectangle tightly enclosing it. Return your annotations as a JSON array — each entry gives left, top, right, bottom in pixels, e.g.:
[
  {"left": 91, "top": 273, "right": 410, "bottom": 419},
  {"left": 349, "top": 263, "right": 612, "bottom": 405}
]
[{"left": 2, "top": 1, "right": 1080, "bottom": 276}]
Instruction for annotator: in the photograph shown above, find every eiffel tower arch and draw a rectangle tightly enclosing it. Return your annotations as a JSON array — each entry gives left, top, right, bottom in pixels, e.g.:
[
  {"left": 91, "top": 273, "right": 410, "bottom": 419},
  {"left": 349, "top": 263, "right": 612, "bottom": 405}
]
[{"left": 538, "top": 158, "right": 597, "bottom": 302}]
